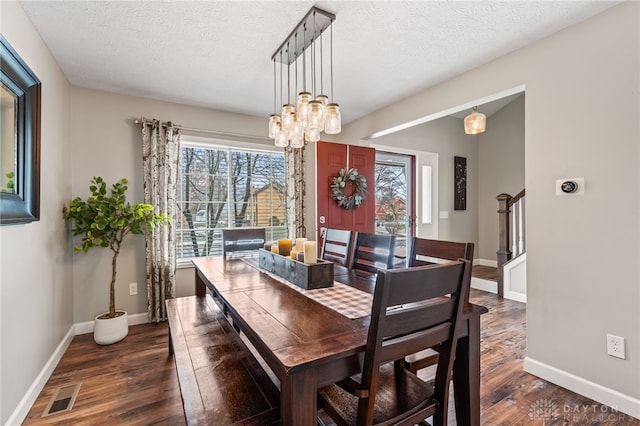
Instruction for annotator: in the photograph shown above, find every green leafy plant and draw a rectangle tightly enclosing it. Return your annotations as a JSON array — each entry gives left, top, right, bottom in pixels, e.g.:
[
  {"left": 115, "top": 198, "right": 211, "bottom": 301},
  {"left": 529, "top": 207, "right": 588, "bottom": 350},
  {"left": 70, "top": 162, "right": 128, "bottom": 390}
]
[
  {"left": 2, "top": 171, "right": 14, "bottom": 193},
  {"left": 63, "top": 177, "right": 168, "bottom": 319}
]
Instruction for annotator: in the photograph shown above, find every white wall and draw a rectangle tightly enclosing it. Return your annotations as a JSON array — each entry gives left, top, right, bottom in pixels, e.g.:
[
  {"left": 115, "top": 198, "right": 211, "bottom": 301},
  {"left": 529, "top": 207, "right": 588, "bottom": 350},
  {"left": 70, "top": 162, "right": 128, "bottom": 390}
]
[
  {"left": 0, "top": 2, "right": 73, "bottom": 423},
  {"left": 370, "top": 116, "right": 479, "bottom": 246},
  {"left": 478, "top": 95, "right": 525, "bottom": 262},
  {"left": 336, "top": 2, "right": 640, "bottom": 416},
  {"left": 70, "top": 87, "right": 272, "bottom": 322}
]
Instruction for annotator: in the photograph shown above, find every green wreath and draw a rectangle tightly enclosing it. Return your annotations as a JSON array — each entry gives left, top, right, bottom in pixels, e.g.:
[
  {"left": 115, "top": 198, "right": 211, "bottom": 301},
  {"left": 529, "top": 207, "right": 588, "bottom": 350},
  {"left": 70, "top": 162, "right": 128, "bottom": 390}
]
[{"left": 331, "top": 168, "right": 367, "bottom": 209}]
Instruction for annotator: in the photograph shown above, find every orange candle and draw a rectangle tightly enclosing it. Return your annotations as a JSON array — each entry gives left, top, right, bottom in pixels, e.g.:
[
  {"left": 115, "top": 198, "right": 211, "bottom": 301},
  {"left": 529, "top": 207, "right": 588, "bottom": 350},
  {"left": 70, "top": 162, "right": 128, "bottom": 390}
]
[
  {"left": 278, "top": 239, "right": 293, "bottom": 256},
  {"left": 270, "top": 244, "right": 279, "bottom": 254},
  {"left": 290, "top": 249, "right": 298, "bottom": 260}
]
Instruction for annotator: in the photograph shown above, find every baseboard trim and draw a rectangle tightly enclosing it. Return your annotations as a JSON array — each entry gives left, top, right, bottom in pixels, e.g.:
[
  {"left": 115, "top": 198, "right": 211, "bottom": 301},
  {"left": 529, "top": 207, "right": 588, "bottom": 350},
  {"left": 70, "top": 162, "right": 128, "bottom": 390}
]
[
  {"left": 477, "top": 258, "right": 498, "bottom": 268},
  {"left": 524, "top": 357, "right": 640, "bottom": 420},
  {"left": 75, "top": 312, "right": 149, "bottom": 335},
  {"left": 9, "top": 313, "right": 151, "bottom": 424},
  {"left": 5, "top": 325, "right": 75, "bottom": 426},
  {"left": 471, "top": 277, "right": 497, "bottom": 294}
]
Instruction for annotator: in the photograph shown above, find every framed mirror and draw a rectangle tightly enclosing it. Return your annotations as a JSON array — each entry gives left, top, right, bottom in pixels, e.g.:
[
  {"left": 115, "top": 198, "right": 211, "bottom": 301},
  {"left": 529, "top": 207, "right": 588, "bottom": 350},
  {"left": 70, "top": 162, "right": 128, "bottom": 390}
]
[{"left": 1, "top": 35, "right": 41, "bottom": 225}]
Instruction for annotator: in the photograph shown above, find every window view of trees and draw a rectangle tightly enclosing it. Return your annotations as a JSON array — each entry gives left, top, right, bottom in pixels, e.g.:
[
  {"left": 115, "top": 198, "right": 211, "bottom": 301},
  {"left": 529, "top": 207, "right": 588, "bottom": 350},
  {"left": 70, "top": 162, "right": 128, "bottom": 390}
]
[
  {"left": 176, "top": 144, "right": 286, "bottom": 261},
  {"left": 375, "top": 162, "right": 407, "bottom": 237}
]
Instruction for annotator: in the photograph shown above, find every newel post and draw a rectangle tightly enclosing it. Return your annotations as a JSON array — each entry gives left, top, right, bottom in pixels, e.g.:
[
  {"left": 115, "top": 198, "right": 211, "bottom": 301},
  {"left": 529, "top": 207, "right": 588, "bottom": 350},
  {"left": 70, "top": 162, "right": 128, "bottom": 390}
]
[{"left": 496, "top": 193, "right": 513, "bottom": 297}]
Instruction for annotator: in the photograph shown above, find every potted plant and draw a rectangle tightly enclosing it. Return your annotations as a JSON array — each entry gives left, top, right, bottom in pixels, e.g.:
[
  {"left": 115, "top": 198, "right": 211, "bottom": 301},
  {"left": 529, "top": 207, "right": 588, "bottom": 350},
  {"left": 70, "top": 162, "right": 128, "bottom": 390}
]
[{"left": 63, "top": 176, "right": 168, "bottom": 345}]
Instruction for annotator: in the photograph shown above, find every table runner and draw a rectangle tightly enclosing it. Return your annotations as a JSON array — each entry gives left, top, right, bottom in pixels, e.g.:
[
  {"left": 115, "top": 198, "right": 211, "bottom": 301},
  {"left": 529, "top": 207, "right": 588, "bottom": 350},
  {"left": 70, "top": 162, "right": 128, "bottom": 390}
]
[{"left": 242, "top": 257, "right": 373, "bottom": 319}]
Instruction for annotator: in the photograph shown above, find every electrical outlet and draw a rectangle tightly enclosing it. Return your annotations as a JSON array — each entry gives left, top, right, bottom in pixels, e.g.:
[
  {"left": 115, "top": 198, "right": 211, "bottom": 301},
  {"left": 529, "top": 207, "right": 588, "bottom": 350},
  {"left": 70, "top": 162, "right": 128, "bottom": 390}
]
[
  {"left": 129, "top": 282, "right": 138, "bottom": 296},
  {"left": 607, "top": 334, "right": 625, "bottom": 359}
]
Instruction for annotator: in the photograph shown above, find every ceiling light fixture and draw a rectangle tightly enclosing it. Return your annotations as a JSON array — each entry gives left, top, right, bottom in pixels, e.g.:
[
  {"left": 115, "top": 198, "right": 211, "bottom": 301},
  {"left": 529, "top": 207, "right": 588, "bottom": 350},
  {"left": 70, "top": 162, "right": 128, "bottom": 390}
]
[
  {"left": 464, "top": 106, "right": 486, "bottom": 134},
  {"left": 269, "top": 7, "right": 340, "bottom": 148}
]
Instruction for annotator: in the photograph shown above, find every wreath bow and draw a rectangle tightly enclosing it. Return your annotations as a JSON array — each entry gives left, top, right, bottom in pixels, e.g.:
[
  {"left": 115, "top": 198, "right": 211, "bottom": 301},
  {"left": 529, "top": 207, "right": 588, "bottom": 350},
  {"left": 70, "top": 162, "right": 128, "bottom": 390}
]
[{"left": 331, "top": 168, "right": 367, "bottom": 209}]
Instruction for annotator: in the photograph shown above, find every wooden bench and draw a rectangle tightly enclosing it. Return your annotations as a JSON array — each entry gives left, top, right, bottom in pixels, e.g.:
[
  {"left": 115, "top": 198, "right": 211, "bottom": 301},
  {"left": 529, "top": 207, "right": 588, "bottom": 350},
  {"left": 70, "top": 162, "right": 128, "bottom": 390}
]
[
  {"left": 222, "top": 228, "right": 266, "bottom": 259},
  {"left": 166, "top": 295, "right": 280, "bottom": 425}
]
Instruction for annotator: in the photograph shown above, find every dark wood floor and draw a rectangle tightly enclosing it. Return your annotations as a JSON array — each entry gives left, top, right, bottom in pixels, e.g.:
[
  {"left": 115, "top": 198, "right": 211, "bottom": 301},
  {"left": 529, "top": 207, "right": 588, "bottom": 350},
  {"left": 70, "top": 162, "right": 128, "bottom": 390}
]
[
  {"left": 24, "top": 289, "right": 638, "bottom": 425},
  {"left": 472, "top": 265, "right": 498, "bottom": 281}
]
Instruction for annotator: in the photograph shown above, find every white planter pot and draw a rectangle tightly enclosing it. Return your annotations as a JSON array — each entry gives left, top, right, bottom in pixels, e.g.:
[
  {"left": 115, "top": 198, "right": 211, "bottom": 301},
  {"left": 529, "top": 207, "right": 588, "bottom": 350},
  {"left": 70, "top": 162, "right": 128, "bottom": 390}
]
[{"left": 93, "top": 311, "right": 128, "bottom": 345}]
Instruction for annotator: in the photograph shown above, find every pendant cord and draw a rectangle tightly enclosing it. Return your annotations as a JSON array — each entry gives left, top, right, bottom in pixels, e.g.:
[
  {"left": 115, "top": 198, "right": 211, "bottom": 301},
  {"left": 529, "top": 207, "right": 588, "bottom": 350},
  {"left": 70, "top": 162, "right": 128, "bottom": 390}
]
[
  {"left": 319, "top": 30, "right": 324, "bottom": 96},
  {"left": 330, "top": 24, "right": 334, "bottom": 101}
]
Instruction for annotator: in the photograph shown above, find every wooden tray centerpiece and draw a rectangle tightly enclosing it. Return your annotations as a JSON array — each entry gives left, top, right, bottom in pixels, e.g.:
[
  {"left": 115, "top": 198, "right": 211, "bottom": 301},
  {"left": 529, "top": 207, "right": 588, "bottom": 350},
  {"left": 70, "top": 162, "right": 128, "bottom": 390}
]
[{"left": 258, "top": 248, "right": 334, "bottom": 290}]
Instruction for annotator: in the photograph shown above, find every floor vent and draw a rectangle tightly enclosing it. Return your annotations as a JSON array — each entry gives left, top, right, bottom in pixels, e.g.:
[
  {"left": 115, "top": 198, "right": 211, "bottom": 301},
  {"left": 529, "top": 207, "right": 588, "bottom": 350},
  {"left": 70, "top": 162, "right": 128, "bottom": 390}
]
[{"left": 42, "top": 382, "right": 81, "bottom": 417}]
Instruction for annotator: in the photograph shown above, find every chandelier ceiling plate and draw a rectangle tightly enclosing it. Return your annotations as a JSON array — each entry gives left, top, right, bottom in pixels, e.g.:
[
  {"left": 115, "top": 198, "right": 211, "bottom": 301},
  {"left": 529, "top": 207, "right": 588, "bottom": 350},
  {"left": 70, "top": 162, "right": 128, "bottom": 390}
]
[{"left": 271, "top": 6, "right": 335, "bottom": 64}]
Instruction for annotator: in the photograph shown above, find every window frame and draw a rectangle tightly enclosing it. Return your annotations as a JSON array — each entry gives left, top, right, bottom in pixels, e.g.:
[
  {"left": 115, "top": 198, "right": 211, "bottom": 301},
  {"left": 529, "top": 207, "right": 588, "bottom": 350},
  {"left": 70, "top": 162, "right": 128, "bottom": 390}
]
[{"left": 176, "top": 136, "right": 285, "bottom": 266}]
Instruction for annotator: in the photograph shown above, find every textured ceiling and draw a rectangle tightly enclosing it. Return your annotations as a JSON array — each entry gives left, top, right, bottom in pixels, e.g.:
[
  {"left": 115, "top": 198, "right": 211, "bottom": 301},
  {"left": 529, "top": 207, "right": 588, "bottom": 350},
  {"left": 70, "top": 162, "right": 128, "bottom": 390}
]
[{"left": 19, "top": 1, "right": 619, "bottom": 124}]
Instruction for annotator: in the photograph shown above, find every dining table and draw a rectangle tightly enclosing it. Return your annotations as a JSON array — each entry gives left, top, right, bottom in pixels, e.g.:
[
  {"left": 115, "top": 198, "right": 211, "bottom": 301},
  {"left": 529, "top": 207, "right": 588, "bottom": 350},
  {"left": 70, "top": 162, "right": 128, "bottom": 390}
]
[{"left": 192, "top": 255, "right": 487, "bottom": 426}]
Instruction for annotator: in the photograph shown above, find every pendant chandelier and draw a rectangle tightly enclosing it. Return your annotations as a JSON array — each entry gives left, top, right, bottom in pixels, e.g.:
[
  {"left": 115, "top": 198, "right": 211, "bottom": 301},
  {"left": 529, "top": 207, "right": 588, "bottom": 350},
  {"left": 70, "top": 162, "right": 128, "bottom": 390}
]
[
  {"left": 268, "top": 7, "right": 341, "bottom": 148},
  {"left": 464, "top": 106, "right": 486, "bottom": 135}
]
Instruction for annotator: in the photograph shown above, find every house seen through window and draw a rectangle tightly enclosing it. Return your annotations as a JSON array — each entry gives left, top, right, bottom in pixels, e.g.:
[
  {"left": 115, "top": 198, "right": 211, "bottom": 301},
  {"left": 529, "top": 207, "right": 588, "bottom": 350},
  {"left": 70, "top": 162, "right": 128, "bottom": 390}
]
[{"left": 176, "top": 141, "right": 286, "bottom": 263}]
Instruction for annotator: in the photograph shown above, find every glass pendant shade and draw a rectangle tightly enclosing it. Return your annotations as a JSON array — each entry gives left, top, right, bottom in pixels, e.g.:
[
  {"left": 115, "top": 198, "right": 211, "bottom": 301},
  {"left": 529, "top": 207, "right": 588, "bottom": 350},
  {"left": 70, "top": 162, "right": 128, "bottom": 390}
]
[
  {"left": 275, "top": 125, "right": 289, "bottom": 147},
  {"left": 290, "top": 112, "right": 302, "bottom": 138},
  {"left": 307, "top": 127, "right": 320, "bottom": 143},
  {"left": 316, "top": 94, "right": 329, "bottom": 106},
  {"left": 308, "top": 100, "right": 324, "bottom": 131},
  {"left": 316, "top": 94, "right": 329, "bottom": 117},
  {"left": 268, "top": 114, "right": 281, "bottom": 139},
  {"left": 281, "top": 104, "right": 295, "bottom": 130},
  {"left": 325, "top": 103, "right": 341, "bottom": 134},
  {"left": 290, "top": 134, "right": 305, "bottom": 148},
  {"left": 275, "top": 129, "right": 289, "bottom": 148},
  {"left": 296, "top": 92, "right": 312, "bottom": 124},
  {"left": 464, "top": 109, "right": 486, "bottom": 134}
]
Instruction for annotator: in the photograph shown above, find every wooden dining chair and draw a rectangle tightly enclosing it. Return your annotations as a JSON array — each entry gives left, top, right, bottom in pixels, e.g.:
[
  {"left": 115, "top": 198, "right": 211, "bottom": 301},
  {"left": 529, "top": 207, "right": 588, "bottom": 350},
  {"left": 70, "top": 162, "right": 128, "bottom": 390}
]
[
  {"left": 350, "top": 232, "right": 396, "bottom": 274},
  {"left": 318, "top": 260, "right": 472, "bottom": 426},
  {"left": 408, "top": 237, "right": 474, "bottom": 272},
  {"left": 222, "top": 228, "right": 266, "bottom": 259},
  {"left": 321, "top": 228, "right": 353, "bottom": 266},
  {"left": 405, "top": 237, "right": 475, "bottom": 375}
]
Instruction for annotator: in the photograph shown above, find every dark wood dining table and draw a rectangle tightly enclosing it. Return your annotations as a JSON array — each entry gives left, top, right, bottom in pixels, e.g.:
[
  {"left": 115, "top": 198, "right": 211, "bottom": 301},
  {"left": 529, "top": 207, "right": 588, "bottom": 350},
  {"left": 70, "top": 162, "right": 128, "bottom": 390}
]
[{"left": 193, "top": 256, "right": 487, "bottom": 426}]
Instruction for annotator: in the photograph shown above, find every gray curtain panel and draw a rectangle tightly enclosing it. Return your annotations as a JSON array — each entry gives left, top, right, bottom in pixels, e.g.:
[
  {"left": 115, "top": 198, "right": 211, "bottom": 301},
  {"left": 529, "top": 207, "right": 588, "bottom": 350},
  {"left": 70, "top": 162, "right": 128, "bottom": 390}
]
[{"left": 140, "top": 118, "right": 180, "bottom": 322}]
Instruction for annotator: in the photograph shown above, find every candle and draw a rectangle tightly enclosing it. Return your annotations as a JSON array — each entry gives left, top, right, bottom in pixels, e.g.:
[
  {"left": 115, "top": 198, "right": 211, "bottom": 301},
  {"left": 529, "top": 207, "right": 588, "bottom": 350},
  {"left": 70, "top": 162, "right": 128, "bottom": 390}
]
[
  {"left": 290, "top": 249, "right": 298, "bottom": 260},
  {"left": 264, "top": 243, "right": 272, "bottom": 251},
  {"left": 270, "top": 244, "right": 279, "bottom": 254},
  {"left": 297, "top": 252, "right": 305, "bottom": 262},
  {"left": 295, "top": 237, "right": 307, "bottom": 250},
  {"left": 304, "top": 241, "right": 317, "bottom": 264},
  {"left": 278, "top": 239, "right": 293, "bottom": 256}
]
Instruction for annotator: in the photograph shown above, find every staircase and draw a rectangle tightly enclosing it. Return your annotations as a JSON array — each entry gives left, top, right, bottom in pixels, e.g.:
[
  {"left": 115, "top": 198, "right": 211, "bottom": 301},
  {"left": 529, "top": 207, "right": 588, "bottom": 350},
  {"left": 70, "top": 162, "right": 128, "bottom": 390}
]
[{"left": 497, "top": 189, "right": 527, "bottom": 302}]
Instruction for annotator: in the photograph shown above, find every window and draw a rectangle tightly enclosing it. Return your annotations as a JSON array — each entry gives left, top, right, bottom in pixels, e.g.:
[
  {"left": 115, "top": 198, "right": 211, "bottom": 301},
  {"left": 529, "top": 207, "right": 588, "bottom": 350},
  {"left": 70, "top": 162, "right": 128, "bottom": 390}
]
[{"left": 176, "top": 141, "right": 286, "bottom": 263}]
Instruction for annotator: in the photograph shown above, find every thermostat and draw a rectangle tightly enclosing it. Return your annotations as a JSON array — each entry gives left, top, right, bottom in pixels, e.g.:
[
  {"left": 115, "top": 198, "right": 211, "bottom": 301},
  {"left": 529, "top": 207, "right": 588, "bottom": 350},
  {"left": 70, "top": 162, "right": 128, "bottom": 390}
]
[
  {"left": 556, "top": 178, "right": 584, "bottom": 196},
  {"left": 561, "top": 181, "right": 577, "bottom": 193}
]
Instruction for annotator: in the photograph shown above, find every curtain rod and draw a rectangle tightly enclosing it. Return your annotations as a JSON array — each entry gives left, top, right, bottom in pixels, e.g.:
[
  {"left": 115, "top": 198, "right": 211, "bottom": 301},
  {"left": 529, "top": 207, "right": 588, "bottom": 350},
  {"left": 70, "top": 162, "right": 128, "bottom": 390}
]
[{"left": 133, "top": 119, "right": 272, "bottom": 144}]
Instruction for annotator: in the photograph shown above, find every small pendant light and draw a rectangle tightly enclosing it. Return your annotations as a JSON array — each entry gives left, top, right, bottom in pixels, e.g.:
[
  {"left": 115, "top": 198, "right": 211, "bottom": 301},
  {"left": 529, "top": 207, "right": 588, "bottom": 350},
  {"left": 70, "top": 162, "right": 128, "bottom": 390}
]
[{"left": 464, "top": 107, "right": 486, "bottom": 135}]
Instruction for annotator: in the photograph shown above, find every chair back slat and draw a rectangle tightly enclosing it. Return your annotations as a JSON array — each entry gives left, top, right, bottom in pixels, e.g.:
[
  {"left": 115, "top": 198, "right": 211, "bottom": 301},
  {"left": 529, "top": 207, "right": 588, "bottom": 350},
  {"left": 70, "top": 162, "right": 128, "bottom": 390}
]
[
  {"left": 386, "top": 262, "right": 464, "bottom": 306},
  {"left": 384, "top": 299, "right": 456, "bottom": 338},
  {"left": 350, "top": 232, "right": 396, "bottom": 274},
  {"left": 379, "top": 323, "right": 452, "bottom": 363},
  {"left": 408, "top": 237, "right": 474, "bottom": 267},
  {"left": 320, "top": 229, "right": 352, "bottom": 266}
]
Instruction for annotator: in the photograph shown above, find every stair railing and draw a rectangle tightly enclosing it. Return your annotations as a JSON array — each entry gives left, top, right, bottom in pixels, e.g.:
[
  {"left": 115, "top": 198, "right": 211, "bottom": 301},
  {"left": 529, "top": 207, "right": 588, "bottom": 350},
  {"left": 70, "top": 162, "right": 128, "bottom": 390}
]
[{"left": 496, "top": 189, "right": 526, "bottom": 296}]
